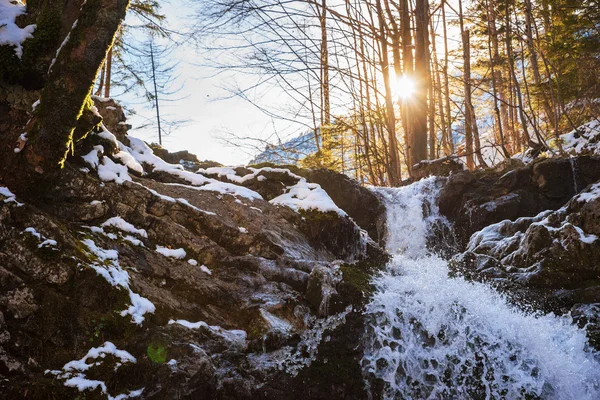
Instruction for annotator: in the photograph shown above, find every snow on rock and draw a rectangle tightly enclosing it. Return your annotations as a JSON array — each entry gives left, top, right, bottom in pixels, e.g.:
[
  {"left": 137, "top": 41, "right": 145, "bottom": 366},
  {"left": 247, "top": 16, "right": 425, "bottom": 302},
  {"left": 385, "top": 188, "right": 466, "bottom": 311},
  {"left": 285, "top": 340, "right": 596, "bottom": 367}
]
[
  {"left": 238, "top": 227, "right": 248, "bottom": 234},
  {"left": 98, "top": 156, "right": 132, "bottom": 184},
  {"left": 576, "top": 182, "right": 600, "bottom": 203},
  {"left": 561, "top": 119, "right": 600, "bottom": 156},
  {"left": 114, "top": 148, "right": 144, "bottom": 175},
  {"left": 44, "top": 341, "right": 142, "bottom": 399},
  {"left": 0, "top": 0, "right": 36, "bottom": 58},
  {"left": 82, "top": 146, "right": 102, "bottom": 169},
  {"left": 81, "top": 239, "right": 155, "bottom": 324},
  {"left": 168, "top": 319, "right": 247, "bottom": 347},
  {"left": 13, "top": 132, "right": 27, "bottom": 153},
  {"left": 155, "top": 245, "right": 186, "bottom": 259},
  {"left": 468, "top": 202, "right": 597, "bottom": 265},
  {"left": 23, "top": 227, "right": 57, "bottom": 249},
  {"left": 200, "top": 265, "right": 212, "bottom": 275},
  {"left": 175, "top": 197, "right": 217, "bottom": 216},
  {"left": 122, "top": 235, "right": 144, "bottom": 247},
  {"left": 0, "top": 186, "right": 23, "bottom": 206},
  {"left": 126, "top": 137, "right": 262, "bottom": 200},
  {"left": 187, "top": 259, "right": 198, "bottom": 266},
  {"left": 101, "top": 217, "right": 148, "bottom": 238},
  {"left": 80, "top": 117, "right": 261, "bottom": 201},
  {"left": 198, "top": 166, "right": 301, "bottom": 184},
  {"left": 270, "top": 178, "right": 347, "bottom": 216}
]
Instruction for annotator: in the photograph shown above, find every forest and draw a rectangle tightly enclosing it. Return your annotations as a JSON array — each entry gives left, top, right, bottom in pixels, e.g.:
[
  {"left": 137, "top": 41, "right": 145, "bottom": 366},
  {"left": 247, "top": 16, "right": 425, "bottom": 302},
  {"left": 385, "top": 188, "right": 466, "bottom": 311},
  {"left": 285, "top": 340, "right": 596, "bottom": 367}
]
[
  {"left": 1, "top": 1, "right": 600, "bottom": 399},
  {"left": 195, "top": 0, "right": 600, "bottom": 185}
]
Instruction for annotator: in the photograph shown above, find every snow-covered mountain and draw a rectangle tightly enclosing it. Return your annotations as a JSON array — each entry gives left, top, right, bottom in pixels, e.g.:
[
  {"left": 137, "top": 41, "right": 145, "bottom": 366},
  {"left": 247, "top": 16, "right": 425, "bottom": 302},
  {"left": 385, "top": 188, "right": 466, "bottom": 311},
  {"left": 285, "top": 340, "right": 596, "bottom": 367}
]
[{"left": 250, "top": 131, "right": 319, "bottom": 165}]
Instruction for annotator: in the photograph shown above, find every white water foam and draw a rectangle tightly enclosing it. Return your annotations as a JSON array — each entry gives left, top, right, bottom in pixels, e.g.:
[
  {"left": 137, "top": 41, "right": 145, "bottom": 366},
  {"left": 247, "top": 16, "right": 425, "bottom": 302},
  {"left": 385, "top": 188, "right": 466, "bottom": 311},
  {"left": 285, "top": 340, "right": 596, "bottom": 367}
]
[{"left": 364, "top": 177, "right": 600, "bottom": 399}]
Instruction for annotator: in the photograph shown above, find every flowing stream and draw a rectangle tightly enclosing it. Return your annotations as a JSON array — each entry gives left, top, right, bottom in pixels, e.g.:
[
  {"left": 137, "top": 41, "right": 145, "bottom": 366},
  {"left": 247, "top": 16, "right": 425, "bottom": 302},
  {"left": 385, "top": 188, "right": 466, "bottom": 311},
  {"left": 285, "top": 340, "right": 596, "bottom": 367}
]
[{"left": 363, "top": 178, "right": 600, "bottom": 399}]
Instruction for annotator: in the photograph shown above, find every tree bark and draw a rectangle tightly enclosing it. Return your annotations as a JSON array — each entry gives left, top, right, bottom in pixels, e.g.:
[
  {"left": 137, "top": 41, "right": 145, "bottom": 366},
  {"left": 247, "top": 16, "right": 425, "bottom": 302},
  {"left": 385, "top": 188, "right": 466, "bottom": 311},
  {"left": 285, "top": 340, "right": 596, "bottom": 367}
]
[
  {"left": 375, "top": 0, "right": 401, "bottom": 186},
  {"left": 400, "top": 0, "right": 413, "bottom": 174},
  {"left": 104, "top": 46, "right": 113, "bottom": 98},
  {"left": 411, "top": 0, "right": 429, "bottom": 165},
  {"left": 4, "top": 0, "right": 130, "bottom": 199},
  {"left": 319, "top": 0, "right": 330, "bottom": 126}
]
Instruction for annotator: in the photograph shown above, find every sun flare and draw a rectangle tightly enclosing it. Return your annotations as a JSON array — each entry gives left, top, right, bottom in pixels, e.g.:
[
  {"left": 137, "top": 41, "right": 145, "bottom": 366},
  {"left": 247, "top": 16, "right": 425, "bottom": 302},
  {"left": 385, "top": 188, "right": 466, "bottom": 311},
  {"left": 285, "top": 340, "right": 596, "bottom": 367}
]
[{"left": 395, "top": 75, "right": 415, "bottom": 99}]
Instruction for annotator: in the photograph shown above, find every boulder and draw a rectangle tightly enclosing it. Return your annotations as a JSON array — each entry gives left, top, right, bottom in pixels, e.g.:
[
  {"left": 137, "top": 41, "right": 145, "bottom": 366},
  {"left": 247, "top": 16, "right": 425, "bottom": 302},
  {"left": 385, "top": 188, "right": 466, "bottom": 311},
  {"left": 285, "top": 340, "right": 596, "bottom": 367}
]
[
  {"left": 452, "top": 180, "right": 600, "bottom": 311},
  {"left": 439, "top": 156, "right": 600, "bottom": 245},
  {"left": 411, "top": 157, "right": 464, "bottom": 181}
]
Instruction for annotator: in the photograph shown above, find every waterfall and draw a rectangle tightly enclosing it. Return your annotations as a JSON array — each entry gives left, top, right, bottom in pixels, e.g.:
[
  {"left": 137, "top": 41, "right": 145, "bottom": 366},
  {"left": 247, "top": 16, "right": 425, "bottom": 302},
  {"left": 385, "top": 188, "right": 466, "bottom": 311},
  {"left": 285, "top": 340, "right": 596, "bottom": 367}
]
[{"left": 363, "top": 177, "right": 600, "bottom": 400}]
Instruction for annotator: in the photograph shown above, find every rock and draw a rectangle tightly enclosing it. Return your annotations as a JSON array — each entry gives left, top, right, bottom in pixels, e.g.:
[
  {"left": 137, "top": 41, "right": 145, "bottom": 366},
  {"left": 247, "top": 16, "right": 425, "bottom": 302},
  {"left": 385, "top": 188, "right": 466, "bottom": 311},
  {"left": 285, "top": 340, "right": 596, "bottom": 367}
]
[
  {"left": 298, "top": 168, "right": 386, "bottom": 242},
  {"left": 306, "top": 265, "right": 339, "bottom": 317},
  {"left": 1, "top": 287, "right": 38, "bottom": 319},
  {"left": 150, "top": 144, "right": 207, "bottom": 171},
  {"left": 92, "top": 96, "right": 129, "bottom": 143},
  {"left": 439, "top": 156, "right": 600, "bottom": 245},
  {"left": 455, "top": 181, "right": 600, "bottom": 310},
  {"left": 411, "top": 157, "right": 464, "bottom": 180},
  {"left": 0, "top": 155, "right": 384, "bottom": 399}
]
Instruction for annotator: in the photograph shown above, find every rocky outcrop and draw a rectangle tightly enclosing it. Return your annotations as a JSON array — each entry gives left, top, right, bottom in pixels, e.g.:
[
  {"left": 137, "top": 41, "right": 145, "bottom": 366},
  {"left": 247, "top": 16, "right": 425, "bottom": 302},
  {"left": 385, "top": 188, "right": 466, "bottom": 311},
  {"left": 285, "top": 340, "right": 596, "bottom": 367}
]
[
  {"left": 203, "top": 164, "right": 387, "bottom": 243},
  {"left": 411, "top": 157, "right": 464, "bottom": 181},
  {"left": 450, "top": 181, "right": 600, "bottom": 306},
  {"left": 0, "top": 111, "right": 388, "bottom": 398},
  {"left": 439, "top": 156, "right": 600, "bottom": 245}
]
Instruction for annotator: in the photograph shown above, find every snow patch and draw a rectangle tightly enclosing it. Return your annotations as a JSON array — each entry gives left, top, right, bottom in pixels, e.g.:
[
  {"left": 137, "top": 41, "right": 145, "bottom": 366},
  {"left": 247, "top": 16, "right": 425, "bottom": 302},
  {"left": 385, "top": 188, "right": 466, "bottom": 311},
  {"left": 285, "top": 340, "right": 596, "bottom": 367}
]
[
  {"left": 200, "top": 265, "right": 212, "bottom": 275},
  {"left": 81, "top": 239, "right": 155, "bottom": 324},
  {"left": 168, "top": 319, "right": 247, "bottom": 347},
  {"left": 101, "top": 217, "right": 148, "bottom": 238},
  {"left": 82, "top": 146, "right": 102, "bottom": 169},
  {"left": 44, "top": 342, "right": 142, "bottom": 399},
  {"left": 0, "top": 186, "right": 23, "bottom": 206},
  {"left": 0, "top": 0, "right": 36, "bottom": 58},
  {"left": 270, "top": 179, "right": 346, "bottom": 216},
  {"left": 155, "top": 245, "right": 186, "bottom": 259},
  {"left": 23, "top": 227, "right": 58, "bottom": 248}
]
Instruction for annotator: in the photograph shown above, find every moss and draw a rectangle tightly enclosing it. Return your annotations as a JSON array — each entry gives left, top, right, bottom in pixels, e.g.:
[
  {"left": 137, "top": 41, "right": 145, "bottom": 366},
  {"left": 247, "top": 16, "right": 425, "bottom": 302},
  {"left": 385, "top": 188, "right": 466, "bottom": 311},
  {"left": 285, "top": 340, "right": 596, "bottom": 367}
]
[
  {"left": 147, "top": 342, "right": 168, "bottom": 364},
  {"left": 340, "top": 263, "right": 374, "bottom": 297}
]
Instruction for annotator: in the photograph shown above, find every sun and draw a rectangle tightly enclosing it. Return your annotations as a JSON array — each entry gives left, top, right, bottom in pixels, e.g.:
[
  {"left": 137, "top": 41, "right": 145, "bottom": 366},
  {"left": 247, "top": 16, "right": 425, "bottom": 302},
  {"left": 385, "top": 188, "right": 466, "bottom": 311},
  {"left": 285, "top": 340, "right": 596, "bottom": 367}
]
[{"left": 394, "top": 75, "right": 416, "bottom": 99}]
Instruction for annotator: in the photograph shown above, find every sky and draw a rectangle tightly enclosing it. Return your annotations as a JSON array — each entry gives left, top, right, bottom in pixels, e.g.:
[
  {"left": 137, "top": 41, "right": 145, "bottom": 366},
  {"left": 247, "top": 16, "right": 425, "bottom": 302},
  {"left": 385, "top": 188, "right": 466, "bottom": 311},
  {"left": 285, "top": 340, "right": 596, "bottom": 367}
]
[
  {"left": 119, "top": 2, "right": 305, "bottom": 166},
  {"left": 116, "top": 0, "right": 464, "bottom": 167}
]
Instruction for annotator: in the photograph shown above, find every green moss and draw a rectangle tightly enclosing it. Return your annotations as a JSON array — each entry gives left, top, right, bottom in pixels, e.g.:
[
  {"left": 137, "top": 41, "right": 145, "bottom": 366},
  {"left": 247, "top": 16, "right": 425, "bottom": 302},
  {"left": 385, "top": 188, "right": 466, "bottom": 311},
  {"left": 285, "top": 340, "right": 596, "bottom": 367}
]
[
  {"left": 147, "top": 343, "right": 168, "bottom": 364},
  {"left": 340, "top": 263, "right": 374, "bottom": 296}
]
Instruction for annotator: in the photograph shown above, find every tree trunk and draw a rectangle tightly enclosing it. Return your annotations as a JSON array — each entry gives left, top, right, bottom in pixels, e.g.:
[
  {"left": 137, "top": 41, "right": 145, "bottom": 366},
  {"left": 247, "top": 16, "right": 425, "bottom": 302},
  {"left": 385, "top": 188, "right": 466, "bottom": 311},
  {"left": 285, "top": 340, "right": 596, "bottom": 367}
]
[
  {"left": 462, "top": 27, "right": 475, "bottom": 170},
  {"left": 505, "top": 0, "right": 532, "bottom": 149},
  {"left": 104, "top": 46, "right": 113, "bottom": 98},
  {"left": 486, "top": 0, "right": 510, "bottom": 158},
  {"left": 95, "top": 61, "right": 106, "bottom": 96},
  {"left": 319, "top": 0, "right": 330, "bottom": 126},
  {"left": 441, "top": 1, "right": 454, "bottom": 155},
  {"left": 411, "top": 0, "right": 429, "bottom": 165},
  {"left": 523, "top": 0, "right": 556, "bottom": 131},
  {"left": 400, "top": 0, "right": 413, "bottom": 174},
  {"left": 3, "top": 0, "right": 130, "bottom": 199},
  {"left": 375, "top": 0, "right": 401, "bottom": 186}
]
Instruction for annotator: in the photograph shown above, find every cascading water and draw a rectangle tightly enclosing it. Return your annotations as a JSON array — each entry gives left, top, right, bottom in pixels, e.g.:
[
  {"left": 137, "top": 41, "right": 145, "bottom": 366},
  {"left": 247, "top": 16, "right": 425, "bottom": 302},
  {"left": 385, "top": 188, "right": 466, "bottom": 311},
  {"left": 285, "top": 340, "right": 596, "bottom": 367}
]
[{"left": 363, "top": 177, "right": 600, "bottom": 400}]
